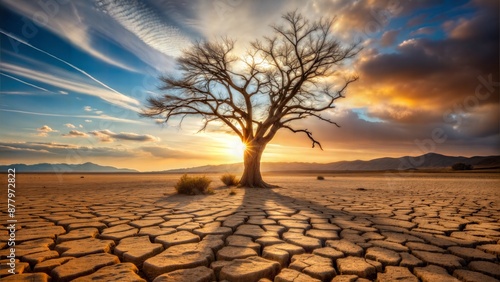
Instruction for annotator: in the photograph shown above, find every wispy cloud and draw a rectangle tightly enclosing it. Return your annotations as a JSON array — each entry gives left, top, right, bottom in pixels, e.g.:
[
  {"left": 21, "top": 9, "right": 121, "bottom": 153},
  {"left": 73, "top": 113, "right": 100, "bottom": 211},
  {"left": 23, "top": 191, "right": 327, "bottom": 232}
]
[
  {"left": 0, "top": 91, "right": 47, "bottom": 95},
  {"left": 0, "top": 1, "right": 139, "bottom": 72},
  {"left": 0, "top": 61, "right": 140, "bottom": 112},
  {"left": 89, "top": 130, "right": 160, "bottom": 142},
  {"left": 37, "top": 125, "right": 58, "bottom": 137},
  {"left": 141, "top": 146, "right": 196, "bottom": 159},
  {"left": 0, "top": 30, "right": 135, "bottom": 97},
  {"left": 0, "top": 108, "right": 144, "bottom": 124},
  {"left": 0, "top": 144, "right": 51, "bottom": 154},
  {"left": 62, "top": 130, "right": 88, "bottom": 137},
  {"left": 64, "top": 123, "right": 76, "bottom": 128},
  {"left": 0, "top": 141, "right": 136, "bottom": 160},
  {"left": 0, "top": 72, "right": 50, "bottom": 92},
  {"left": 96, "top": 0, "right": 192, "bottom": 57},
  {"left": 1, "top": 1, "right": 176, "bottom": 71},
  {"left": 0, "top": 30, "right": 141, "bottom": 112}
]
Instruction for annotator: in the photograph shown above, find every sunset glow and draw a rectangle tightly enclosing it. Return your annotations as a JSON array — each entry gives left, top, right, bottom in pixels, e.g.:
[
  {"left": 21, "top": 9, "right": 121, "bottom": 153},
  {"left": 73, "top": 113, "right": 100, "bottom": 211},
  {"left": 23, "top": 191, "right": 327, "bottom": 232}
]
[
  {"left": 226, "top": 138, "right": 247, "bottom": 160},
  {"left": 0, "top": 1, "right": 498, "bottom": 171}
]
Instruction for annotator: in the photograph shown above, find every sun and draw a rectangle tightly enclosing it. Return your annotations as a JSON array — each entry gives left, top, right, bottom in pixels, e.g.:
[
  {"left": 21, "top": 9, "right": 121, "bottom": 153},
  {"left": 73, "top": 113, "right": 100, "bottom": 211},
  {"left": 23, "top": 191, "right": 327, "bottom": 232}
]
[{"left": 227, "top": 138, "right": 247, "bottom": 158}]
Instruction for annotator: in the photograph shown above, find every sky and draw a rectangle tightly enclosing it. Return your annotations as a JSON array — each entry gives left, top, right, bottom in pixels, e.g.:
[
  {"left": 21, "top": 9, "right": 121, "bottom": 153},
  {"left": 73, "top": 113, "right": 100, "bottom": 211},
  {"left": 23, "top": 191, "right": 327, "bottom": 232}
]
[{"left": 0, "top": 0, "right": 498, "bottom": 171}]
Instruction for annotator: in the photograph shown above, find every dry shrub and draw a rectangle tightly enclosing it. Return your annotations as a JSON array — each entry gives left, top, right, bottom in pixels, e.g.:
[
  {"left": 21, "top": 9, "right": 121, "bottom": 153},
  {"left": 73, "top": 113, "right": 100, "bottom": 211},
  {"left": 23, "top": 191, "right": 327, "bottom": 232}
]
[
  {"left": 175, "top": 174, "right": 212, "bottom": 195},
  {"left": 317, "top": 176, "right": 325, "bottom": 180},
  {"left": 220, "top": 174, "right": 239, "bottom": 186}
]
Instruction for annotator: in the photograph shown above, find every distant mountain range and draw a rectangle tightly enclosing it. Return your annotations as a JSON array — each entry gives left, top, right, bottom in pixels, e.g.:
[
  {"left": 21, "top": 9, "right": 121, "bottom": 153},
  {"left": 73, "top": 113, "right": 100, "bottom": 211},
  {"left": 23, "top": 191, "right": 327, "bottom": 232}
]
[
  {"left": 1, "top": 153, "right": 498, "bottom": 173},
  {"left": 164, "top": 153, "right": 500, "bottom": 173},
  {"left": 0, "top": 162, "right": 138, "bottom": 173}
]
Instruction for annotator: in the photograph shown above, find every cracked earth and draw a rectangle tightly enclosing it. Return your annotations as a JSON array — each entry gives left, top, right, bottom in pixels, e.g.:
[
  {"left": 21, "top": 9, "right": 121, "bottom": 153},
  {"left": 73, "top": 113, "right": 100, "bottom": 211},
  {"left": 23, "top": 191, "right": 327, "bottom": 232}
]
[{"left": 1, "top": 173, "right": 499, "bottom": 282}]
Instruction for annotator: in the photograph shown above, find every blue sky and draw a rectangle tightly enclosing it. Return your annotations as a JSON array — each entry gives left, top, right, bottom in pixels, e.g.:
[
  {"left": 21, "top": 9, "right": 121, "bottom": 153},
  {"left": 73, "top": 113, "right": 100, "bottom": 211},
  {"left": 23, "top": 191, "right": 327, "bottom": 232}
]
[{"left": 0, "top": 0, "right": 498, "bottom": 171}]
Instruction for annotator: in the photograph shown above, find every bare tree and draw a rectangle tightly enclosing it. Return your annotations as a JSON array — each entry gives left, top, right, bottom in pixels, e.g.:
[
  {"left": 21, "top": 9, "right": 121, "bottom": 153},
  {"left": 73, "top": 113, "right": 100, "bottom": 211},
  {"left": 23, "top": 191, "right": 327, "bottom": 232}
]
[{"left": 142, "top": 11, "right": 360, "bottom": 187}]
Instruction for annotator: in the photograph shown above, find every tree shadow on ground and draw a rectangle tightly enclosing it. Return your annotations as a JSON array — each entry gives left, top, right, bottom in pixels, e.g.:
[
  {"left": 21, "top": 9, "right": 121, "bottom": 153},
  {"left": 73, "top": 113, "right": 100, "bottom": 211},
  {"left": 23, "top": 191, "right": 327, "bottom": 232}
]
[{"left": 151, "top": 178, "right": 487, "bottom": 280}]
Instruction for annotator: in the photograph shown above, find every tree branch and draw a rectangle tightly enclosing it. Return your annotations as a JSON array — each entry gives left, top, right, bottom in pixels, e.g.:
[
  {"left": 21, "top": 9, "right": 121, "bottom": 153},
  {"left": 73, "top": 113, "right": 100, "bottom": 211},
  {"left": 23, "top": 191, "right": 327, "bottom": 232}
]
[{"left": 282, "top": 125, "right": 323, "bottom": 150}]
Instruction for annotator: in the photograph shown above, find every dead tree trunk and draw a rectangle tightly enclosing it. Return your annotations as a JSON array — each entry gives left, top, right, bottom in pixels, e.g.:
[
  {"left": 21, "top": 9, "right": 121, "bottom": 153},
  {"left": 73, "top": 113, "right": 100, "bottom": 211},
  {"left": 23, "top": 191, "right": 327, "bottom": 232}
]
[{"left": 239, "top": 141, "right": 275, "bottom": 188}]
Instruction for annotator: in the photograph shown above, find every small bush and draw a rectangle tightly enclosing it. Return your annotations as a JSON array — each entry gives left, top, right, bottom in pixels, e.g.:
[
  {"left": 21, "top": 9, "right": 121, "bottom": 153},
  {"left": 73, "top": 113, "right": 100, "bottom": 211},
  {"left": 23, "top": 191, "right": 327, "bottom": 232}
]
[
  {"left": 220, "top": 174, "right": 239, "bottom": 186},
  {"left": 229, "top": 187, "right": 237, "bottom": 195},
  {"left": 317, "top": 176, "right": 325, "bottom": 180},
  {"left": 451, "top": 163, "right": 473, "bottom": 170},
  {"left": 175, "top": 174, "right": 212, "bottom": 195}
]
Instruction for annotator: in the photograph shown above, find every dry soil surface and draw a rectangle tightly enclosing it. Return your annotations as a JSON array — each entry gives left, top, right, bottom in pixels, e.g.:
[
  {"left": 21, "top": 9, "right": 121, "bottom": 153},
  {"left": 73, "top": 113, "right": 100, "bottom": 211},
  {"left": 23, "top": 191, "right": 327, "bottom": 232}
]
[{"left": 0, "top": 173, "right": 499, "bottom": 282}]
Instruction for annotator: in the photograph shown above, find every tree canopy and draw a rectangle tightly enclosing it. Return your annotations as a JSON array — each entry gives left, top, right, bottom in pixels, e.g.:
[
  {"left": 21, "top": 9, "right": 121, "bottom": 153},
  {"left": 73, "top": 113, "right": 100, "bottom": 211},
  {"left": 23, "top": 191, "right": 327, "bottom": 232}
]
[{"left": 142, "top": 11, "right": 360, "bottom": 187}]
